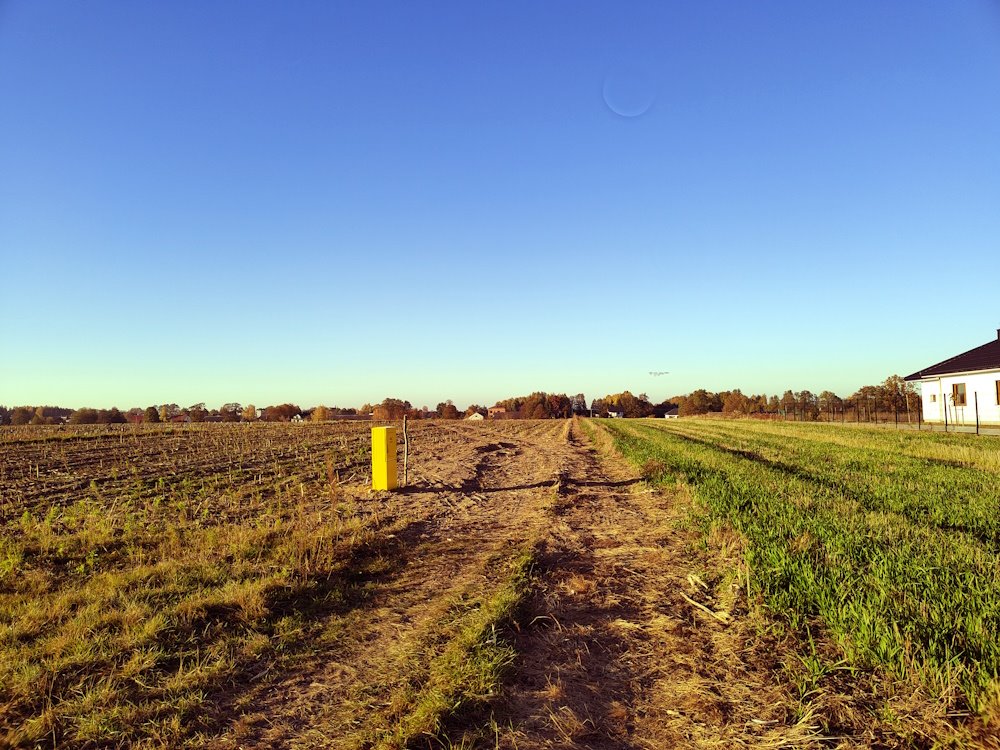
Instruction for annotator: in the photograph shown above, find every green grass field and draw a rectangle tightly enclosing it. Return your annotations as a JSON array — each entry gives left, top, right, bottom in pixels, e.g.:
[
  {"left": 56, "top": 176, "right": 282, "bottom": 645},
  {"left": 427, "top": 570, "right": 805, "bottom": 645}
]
[{"left": 595, "top": 418, "right": 1000, "bottom": 714}]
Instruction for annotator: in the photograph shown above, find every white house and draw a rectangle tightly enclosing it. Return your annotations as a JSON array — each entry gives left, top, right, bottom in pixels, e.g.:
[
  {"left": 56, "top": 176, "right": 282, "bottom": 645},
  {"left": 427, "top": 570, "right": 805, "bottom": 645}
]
[
  {"left": 663, "top": 407, "right": 679, "bottom": 419},
  {"left": 465, "top": 412, "right": 484, "bottom": 421},
  {"left": 905, "top": 330, "right": 1000, "bottom": 426}
]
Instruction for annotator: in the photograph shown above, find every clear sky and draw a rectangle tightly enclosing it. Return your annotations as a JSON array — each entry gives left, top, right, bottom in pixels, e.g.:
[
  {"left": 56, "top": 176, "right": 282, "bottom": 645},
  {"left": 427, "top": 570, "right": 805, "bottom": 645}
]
[{"left": 3, "top": 2, "right": 999, "bottom": 410}]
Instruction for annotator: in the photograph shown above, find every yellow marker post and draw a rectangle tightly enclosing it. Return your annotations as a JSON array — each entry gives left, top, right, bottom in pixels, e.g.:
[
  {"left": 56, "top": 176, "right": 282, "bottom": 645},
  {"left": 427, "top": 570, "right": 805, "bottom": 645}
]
[{"left": 371, "top": 426, "right": 398, "bottom": 491}]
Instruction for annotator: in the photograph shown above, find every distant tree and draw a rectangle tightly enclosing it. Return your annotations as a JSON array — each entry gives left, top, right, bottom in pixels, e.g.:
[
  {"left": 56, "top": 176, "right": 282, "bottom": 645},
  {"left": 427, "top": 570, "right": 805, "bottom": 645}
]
[
  {"left": 358, "top": 403, "right": 374, "bottom": 417},
  {"left": 187, "top": 403, "right": 207, "bottom": 423},
  {"left": 780, "top": 390, "right": 796, "bottom": 415},
  {"left": 0, "top": 406, "right": 10, "bottom": 425},
  {"left": 69, "top": 408, "right": 99, "bottom": 424},
  {"left": 722, "top": 390, "right": 750, "bottom": 415},
  {"left": 373, "top": 398, "right": 410, "bottom": 420},
  {"left": 29, "top": 406, "right": 58, "bottom": 425},
  {"left": 880, "top": 375, "right": 916, "bottom": 412},
  {"left": 547, "top": 393, "right": 573, "bottom": 418},
  {"left": 312, "top": 405, "right": 331, "bottom": 422},
  {"left": 570, "top": 393, "right": 588, "bottom": 415},
  {"left": 159, "top": 404, "right": 180, "bottom": 422},
  {"left": 520, "top": 394, "right": 547, "bottom": 419},
  {"left": 679, "top": 389, "right": 719, "bottom": 416},
  {"left": 242, "top": 404, "right": 257, "bottom": 422},
  {"left": 794, "top": 391, "right": 819, "bottom": 421},
  {"left": 11, "top": 407, "right": 35, "bottom": 425},
  {"left": 219, "top": 403, "right": 242, "bottom": 422},
  {"left": 817, "top": 391, "right": 842, "bottom": 420},
  {"left": 97, "top": 408, "right": 127, "bottom": 424},
  {"left": 436, "top": 400, "right": 457, "bottom": 419},
  {"left": 263, "top": 404, "right": 301, "bottom": 422},
  {"left": 143, "top": 406, "right": 160, "bottom": 423}
]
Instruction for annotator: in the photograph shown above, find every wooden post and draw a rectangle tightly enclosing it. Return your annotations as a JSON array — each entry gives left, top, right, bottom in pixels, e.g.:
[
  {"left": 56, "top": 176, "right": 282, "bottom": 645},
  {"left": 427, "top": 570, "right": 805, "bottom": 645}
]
[{"left": 402, "top": 415, "right": 409, "bottom": 485}]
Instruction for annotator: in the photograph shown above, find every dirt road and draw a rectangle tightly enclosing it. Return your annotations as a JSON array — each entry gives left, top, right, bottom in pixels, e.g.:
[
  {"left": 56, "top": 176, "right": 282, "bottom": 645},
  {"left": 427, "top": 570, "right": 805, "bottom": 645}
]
[
  {"left": 211, "top": 419, "right": 829, "bottom": 749},
  {"left": 216, "top": 420, "right": 574, "bottom": 747}
]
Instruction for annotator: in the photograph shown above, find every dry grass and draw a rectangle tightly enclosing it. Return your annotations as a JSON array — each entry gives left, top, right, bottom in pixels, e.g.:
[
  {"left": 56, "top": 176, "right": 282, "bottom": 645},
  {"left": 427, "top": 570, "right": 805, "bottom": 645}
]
[{"left": 0, "top": 424, "right": 386, "bottom": 747}]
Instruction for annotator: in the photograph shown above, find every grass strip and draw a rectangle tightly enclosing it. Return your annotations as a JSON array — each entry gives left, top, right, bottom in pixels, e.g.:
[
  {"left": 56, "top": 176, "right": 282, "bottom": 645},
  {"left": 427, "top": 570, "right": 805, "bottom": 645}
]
[
  {"left": 374, "top": 546, "right": 536, "bottom": 750},
  {"left": 592, "top": 418, "right": 1000, "bottom": 712}
]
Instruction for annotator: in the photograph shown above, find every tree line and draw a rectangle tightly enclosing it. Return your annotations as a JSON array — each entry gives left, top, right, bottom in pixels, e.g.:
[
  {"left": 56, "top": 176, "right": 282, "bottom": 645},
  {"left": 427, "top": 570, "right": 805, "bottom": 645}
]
[
  {"left": 0, "top": 376, "right": 920, "bottom": 426},
  {"left": 669, "top": 375, "right": 920, "bottom": 420}
]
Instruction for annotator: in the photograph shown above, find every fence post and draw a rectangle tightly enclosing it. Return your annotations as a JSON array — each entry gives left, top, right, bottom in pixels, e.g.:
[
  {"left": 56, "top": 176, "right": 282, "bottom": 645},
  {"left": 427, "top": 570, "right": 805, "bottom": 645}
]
[
  {"left": 402, "top": 415, "right": 409, "bottom": 485},
  {"left": 975, "top": 392, "right": 980, "bottom": 435}
]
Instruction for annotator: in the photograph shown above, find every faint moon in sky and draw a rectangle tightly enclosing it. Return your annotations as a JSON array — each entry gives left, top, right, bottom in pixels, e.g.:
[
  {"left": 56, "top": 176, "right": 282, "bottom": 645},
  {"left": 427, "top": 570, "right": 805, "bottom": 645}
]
[{"left": 602, "top": 67, "right": 655, "bottom": 118}]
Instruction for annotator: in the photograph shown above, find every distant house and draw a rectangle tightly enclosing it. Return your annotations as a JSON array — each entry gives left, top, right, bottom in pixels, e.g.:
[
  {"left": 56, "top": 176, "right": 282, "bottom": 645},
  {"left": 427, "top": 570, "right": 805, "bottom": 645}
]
[
  {"left": 905, "top": 330, "right": 1000, "bottom": 426},
  {"left": 488, "top": 406, "right": 507, "bottom": 419},
  {"left": 465, "top": 412, "right": 484, "bottom": 421},
  {"left": 291, "top": 414, "right": 304, "bottom": 423},
  {"left": 169, "top": 414, "right": 191, "bottom": 424},
  {"left": 663, "top": 407, "right": 679, "bottom": 419},
  {"left": 606, "top": 408, "right": 624, "bottom": 419}
]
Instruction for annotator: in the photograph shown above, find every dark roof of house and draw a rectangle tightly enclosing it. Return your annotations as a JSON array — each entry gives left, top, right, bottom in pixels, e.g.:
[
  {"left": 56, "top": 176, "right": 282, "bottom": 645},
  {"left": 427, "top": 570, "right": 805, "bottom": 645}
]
[
  {"left": 904, "top": 332, "right": 1000, "bottom": 381},
  {"left": 664, "top": 406, "right": 679, "bottom": 416}
]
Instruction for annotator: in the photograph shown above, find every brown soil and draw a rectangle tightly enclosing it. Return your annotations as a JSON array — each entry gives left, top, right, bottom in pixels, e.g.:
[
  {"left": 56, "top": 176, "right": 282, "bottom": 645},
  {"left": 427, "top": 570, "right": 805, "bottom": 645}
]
[
  {"left": 212, "top": 420, "right": 578, "bottom": 748},
  {"left": 207, "top": 419, "right": 845, "bottom": 749},
  {"left": 466, "top": 421, "right": 828, "bottom": 749}
]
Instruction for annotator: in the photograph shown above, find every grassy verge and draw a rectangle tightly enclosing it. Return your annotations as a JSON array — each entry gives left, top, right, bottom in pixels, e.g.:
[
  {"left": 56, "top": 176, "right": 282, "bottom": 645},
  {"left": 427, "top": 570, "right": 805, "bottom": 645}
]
[
  {"left": 370, "top": 546, "right": 537, "bottom": 750},
  {"left": 591, "top": 419, "right": 1000, "bottom": 726}
]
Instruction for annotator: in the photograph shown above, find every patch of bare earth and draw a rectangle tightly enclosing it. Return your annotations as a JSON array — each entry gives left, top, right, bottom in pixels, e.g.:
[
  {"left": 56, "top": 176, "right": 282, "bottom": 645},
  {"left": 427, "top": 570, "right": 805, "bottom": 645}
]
[
  {"left": 430, "top": 420, "right": 821, "bottom": 749},
  {"left": 210, "top": 420, "right": 573, "bottom": 749}
]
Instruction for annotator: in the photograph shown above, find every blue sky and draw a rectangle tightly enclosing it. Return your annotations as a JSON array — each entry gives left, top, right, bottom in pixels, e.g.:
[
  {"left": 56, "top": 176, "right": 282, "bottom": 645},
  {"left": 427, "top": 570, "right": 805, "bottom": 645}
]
[{"left": 3, "top": 2, "right": 999, "bottom": 409}]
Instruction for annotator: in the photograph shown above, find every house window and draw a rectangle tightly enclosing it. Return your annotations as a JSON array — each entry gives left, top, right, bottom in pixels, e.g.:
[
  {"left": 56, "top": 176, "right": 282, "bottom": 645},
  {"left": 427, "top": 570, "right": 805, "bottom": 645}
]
[
  {"left": 929, "top": 394, "right": 936, "bottom": 403},
  {"left": 952, "top": 383, "right": 967, "bottom": 406}
]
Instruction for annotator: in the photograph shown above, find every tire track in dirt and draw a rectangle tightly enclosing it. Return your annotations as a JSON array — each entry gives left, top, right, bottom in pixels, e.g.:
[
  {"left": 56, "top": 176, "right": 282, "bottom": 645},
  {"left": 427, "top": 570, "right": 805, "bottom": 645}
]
[
  {"left": 213, "top": 420, "right": 574, "bottom": 748},
  {"left": 471, "top": 420, "right": 826, "bottom": 749}
]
